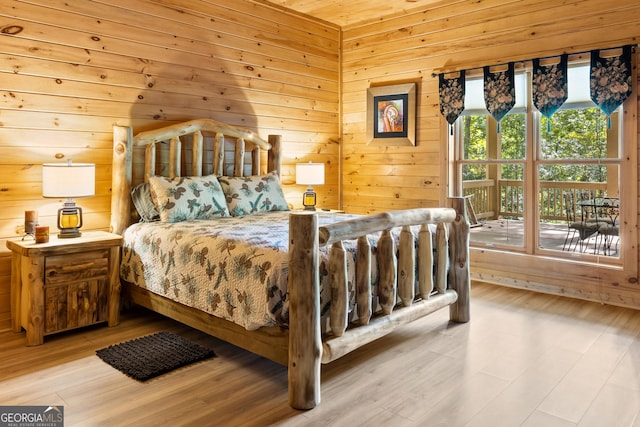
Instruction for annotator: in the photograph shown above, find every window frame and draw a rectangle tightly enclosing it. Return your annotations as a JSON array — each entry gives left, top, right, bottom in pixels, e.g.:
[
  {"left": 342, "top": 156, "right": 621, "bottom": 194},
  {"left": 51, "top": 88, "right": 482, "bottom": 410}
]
[{"left": 451, "top": 64, "right": 635, "bottom": 271}]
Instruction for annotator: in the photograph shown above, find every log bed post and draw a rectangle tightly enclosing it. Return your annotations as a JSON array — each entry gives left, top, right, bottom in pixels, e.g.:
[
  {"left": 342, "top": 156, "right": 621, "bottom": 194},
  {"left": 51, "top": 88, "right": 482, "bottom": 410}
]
[
  {"left": 268, "top": 135, "right": 282, "bottom": 175},
  {"left": 356, "top": 236, "right": 372, "bottom": 325},
  {"left": 288, "top": 212, "right": 322, "bottom": 409},
  {"left": 377, "top": 230, "right": 397, "bottom": 315},
  {"left": 329, "top": 241, "right": 348, "bottom": 337},
  {"left": 214, "top": 133, "right": 224, "bottom": 175},
  {"left": 144, "top": 144, "right": 156, "bottom": 180},
  {"left": 111, "top": 125, "right": 132, "bottom": 235},
  {"left": 234, "top": 138, "right": 245, "bottom": 177},
  {"left": 418, "top": 224, "right": 434, "bottom": 299},
  {"left": 192, "top": 131, "right": 203, "bottom": 176},
  {"left": 435, "top": 222, "right": 448, "bottom": 293},
  {"left": 449, "top": 196, "right": 471, "bottom": 323},
  {"left": 398, "top": 225, "right": 416, "bottom": 306},
  {"left": 169, "top": 136, "right": 181, "bottom": 178}
]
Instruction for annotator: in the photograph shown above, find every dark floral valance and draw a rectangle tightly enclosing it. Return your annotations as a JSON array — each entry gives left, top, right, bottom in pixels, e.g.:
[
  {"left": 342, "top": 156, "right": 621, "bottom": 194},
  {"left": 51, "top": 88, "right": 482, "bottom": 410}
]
[
  {"left": 438, "top": 71, "right": 465, "bottom": 135},
  {"left": 590, "top": 45, "right": 633, "bottom": 122},
  {"left": 484, "top": 63, "right": 515, "bottom": 132},
  {"left": 436, "top": 45, "right": 634, "bottom": 131},
  {"left": 532, "top": 54, "right": 568, "bottom": 129}
]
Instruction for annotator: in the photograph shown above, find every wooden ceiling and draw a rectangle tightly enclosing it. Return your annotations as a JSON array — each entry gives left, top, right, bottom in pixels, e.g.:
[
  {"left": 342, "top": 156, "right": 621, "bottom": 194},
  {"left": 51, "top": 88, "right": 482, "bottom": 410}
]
[{"left": 263, "top": 0, "right": 445, "bottom": 27}]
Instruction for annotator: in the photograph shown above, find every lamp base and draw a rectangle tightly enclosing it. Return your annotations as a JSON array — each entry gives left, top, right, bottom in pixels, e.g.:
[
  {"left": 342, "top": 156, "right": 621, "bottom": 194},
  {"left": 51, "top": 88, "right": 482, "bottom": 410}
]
[
  {"left": 302, "top": 188, "right": 317, "bottom": 211},
  {"left": 57, "top": 203, "right": 83, "bottom": 238},
  {"left": 58, "top": 228, "right": 82, "bottom": 238}
]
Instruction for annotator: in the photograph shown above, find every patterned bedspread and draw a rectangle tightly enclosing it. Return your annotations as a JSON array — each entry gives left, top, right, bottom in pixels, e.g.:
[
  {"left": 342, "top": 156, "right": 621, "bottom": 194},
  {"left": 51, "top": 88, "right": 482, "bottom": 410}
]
[{"left": 121, "top": 211, "right": 364, "bottom": 330}]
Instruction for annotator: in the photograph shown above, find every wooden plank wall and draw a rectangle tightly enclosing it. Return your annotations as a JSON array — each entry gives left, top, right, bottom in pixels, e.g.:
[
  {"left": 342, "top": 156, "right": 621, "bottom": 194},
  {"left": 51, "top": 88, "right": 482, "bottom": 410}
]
[
  {"left": 0, "top": 0, "right": 340, "bottom": 331},
  {"left": 341, "top": 0, "right": 640, "bottom": 214}
]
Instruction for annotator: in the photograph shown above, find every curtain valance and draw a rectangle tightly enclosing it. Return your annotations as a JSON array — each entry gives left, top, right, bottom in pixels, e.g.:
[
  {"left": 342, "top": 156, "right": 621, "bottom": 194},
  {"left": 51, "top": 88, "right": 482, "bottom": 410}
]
[
  {"left": 532, "top": 54, "right": 568, "bottom": 129},
  {"left": 590, "top": 45, "right": 633, "bottom": 124},
  {"left": 438, "top": 45, "right": 634, "bottom": 130},
  {"left": 438, "top": 71, "right": 465, "bottom": 135},
  {"left": 483, "top": 63, "right": 515, "bottom": 132}
]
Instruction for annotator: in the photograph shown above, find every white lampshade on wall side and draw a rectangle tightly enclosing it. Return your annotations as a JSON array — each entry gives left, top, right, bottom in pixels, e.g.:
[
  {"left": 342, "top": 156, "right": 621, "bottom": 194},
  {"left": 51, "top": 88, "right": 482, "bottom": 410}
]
[
  {"left": 296, "top": 162, "right": 325, "bottom": 210},
  {"left": 42, "top": 160, "right": 95, "bottom": 238},
  {"left": 42, "top": 162, "right": 95, "bottom": 198},
  {"left": 295, "top": 162, "right": 325, "bottom": 186}
]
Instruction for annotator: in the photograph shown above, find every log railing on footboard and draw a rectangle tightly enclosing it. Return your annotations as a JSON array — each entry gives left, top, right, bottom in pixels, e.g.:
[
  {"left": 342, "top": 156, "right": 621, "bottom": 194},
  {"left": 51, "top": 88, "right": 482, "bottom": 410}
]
[{"left": 288, "top": 198, "right": 470, "bottom": 409}]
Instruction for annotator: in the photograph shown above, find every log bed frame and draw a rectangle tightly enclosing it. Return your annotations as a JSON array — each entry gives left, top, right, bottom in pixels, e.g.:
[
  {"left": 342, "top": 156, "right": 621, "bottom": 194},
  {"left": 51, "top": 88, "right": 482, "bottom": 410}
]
[{"left": 110, "top": 118, "right": 470, "bottom": 409}]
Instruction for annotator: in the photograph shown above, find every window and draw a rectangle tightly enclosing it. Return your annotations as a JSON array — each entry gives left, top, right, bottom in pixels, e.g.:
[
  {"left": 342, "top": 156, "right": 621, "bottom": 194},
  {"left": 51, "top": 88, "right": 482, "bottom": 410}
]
[{"left": 455, "top": 63, "right": 623, "bottom": 263}]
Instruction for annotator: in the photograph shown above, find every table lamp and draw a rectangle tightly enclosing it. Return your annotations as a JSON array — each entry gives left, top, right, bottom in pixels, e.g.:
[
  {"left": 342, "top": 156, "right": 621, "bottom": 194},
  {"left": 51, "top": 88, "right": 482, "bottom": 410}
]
[
  {"left": 296, "top": 162, "right": 325, "bottom": 210},
  {"left": 42, "top": 160, "right": 95, "bottom": 238}
]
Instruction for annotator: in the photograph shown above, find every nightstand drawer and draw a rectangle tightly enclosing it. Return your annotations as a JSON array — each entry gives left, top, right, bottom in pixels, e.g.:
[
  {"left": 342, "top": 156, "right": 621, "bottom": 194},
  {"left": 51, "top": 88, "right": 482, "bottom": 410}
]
[{"left": 45, "top": 249, "right": 109, "bottom": 286}]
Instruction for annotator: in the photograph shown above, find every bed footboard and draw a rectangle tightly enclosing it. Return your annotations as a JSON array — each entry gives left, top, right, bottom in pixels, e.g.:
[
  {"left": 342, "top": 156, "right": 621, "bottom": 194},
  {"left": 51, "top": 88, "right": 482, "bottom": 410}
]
[{"left": 288, "top": 198, "right": 470, "bottom": 409}]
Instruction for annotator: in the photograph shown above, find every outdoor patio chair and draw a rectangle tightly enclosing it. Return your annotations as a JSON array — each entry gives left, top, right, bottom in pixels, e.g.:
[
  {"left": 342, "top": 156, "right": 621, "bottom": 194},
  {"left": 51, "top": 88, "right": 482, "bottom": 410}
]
[
  {"left": 594, "top": 197, "right": 620, "bottom": 256},
  {"left": 563, "top": 193, "right": 598, "bottom": 252}
]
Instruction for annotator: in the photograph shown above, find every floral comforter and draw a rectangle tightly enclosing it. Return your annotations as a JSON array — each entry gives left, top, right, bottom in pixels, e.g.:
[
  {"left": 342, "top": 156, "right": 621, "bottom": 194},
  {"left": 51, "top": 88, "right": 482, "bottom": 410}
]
[{"left": 121, "top": 211, "right": 363, "bottom": 330}]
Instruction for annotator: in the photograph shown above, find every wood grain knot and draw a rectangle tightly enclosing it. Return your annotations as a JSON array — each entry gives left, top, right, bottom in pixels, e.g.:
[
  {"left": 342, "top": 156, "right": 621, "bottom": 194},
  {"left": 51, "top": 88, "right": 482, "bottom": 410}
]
[{"left": 1, "top": 25, "right": 23, "bottom": 35}]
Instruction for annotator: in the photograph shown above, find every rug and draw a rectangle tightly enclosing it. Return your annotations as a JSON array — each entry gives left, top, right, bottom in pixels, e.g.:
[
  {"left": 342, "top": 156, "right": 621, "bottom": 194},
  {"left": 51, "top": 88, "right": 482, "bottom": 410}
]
[{"left": 96, "top": 331, "right": 215, "bottom": 381}]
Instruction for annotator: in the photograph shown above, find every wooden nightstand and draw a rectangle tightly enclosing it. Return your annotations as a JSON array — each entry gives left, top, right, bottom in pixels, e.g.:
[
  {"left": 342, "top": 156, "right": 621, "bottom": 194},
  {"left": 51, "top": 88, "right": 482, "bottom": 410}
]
[{"left": 7, "top": 231, "right": 123, "bottom": 346}]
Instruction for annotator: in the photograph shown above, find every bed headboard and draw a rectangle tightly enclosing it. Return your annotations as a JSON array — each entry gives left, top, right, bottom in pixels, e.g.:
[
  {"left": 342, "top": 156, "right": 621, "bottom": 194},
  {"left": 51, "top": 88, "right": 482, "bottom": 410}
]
[{"left": 110, "top": 118, "right": 281, "bottom": 234}]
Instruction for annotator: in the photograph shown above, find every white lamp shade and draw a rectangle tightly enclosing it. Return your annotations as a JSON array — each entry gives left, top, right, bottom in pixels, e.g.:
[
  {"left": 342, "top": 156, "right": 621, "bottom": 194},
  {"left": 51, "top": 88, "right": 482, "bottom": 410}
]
[
  {"left": 42, "top": 162, "right": 95, "bottom": 198},
  {"left": 296, "top": 163, "right": 325, "bottom": 186}
]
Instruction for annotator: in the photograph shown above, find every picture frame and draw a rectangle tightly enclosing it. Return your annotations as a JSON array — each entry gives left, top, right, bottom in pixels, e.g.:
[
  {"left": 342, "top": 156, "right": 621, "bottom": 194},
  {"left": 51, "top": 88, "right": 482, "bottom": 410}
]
[{"left": 366, "top": 83, "right": 416, "bottom": 146}]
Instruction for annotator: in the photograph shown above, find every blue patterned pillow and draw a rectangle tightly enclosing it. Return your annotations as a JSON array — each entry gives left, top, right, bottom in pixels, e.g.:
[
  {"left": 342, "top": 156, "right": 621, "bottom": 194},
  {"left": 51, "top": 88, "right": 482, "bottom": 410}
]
[
  {"left": 219, "top": 173, "right": 290, "bottom": 217},
  {"left": 148, "top": 175, "right": 230, "bottom": 222}
]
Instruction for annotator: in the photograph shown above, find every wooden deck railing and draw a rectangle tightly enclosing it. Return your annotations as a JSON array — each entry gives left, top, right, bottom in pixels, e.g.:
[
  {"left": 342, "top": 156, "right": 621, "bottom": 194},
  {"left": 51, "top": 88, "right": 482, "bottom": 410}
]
[{"left": 463, "top": 180, "right": 609, "bottom": 222}]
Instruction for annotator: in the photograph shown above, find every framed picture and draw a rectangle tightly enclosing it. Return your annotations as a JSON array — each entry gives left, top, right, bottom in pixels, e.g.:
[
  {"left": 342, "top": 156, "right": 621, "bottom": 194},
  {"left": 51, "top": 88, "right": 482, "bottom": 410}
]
[{"left": 367, "top": 83, "right": 416, "bottom": 146}]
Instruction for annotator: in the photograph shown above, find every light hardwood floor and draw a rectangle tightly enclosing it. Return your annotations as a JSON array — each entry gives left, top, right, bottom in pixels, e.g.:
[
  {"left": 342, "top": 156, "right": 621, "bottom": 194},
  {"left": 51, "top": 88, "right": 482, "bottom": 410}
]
[{"left": 1, "top": 282, "right": 639, "bottom": 427}]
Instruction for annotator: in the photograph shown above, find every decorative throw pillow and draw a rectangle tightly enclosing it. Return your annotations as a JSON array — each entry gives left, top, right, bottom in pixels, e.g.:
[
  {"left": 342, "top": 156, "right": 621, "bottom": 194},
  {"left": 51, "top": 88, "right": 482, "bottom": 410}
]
[
  {"left": 148, "top": 175, "right": 230, "bottom": 222},
  {"left": 219, "top": 173, "right": 289, "bottom": 217},
  {"left": 131, "top": 182, "right": 160, "bottom": 222}
]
